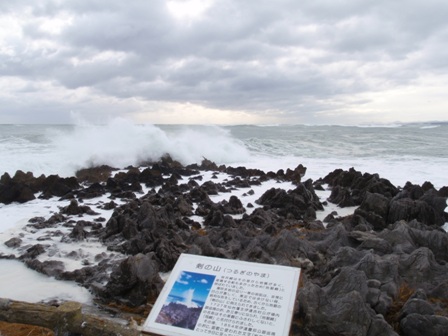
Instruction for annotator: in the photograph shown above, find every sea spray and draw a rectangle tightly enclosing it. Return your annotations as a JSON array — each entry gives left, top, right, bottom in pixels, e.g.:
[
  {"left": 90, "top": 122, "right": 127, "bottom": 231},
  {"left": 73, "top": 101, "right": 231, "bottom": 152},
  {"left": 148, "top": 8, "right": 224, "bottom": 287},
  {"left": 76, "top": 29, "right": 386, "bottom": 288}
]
[
  {"left": 0, "top": 120, "right": 447, "bottom": 188},
  {"left": 0, "top": 119, "right": 250, "bottom": 177}
]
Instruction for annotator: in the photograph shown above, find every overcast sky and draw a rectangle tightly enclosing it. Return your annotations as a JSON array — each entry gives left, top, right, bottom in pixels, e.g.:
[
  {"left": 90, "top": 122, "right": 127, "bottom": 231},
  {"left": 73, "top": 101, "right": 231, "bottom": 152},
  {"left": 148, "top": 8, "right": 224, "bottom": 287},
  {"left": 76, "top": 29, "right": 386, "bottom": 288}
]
[{"left": 1, "top": 0, "right": 447, "bottom": 125}]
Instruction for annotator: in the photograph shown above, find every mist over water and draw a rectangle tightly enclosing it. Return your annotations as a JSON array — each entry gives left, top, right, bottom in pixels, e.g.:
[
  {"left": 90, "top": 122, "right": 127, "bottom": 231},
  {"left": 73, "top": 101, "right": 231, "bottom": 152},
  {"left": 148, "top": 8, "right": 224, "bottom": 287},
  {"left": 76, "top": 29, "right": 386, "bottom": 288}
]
[
  {"left": 0, "top": 120, "right": 250, "bottom": 177},
  {"left": 0, "top": 120, "right": 447, "bottom": 189}
]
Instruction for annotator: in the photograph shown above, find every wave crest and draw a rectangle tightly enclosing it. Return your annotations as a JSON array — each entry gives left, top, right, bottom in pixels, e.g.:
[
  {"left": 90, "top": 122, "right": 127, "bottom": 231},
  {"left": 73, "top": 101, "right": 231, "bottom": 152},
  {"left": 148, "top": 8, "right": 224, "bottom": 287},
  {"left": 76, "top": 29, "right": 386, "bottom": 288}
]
[{"left": 49, "top": 119, "right": 250, "bottom": 175}]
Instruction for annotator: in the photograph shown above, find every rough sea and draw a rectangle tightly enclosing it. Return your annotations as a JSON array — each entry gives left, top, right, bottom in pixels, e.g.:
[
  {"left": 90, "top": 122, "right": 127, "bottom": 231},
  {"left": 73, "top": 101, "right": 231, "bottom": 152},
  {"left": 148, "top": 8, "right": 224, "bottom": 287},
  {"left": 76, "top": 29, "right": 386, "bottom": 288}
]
[
  {"left": 0, "top": 119, "right": 447, "bottom": 303},
  {"left": 1, "top": 119, "right": 447, "bottom": 188}
]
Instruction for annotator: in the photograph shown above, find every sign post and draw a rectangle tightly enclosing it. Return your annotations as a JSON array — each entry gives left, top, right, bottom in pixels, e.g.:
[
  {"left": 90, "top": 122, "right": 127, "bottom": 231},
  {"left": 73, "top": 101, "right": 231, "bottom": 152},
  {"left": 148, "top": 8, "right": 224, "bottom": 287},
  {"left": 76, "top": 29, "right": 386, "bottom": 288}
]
[{"left": 143, "top": 254, "right": 301, "bottom": 336}]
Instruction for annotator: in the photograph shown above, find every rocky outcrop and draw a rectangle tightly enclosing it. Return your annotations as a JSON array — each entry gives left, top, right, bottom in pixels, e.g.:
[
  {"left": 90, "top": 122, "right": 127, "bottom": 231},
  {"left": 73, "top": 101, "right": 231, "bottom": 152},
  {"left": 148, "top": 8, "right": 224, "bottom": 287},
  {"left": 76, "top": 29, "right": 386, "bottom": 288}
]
[
  {"left": 0, "top": 172, "right": 36, "bottom": 204},
  {"left": 321, "top": 168, "right": 447, "bottom": 230},
  {"left": 1, "top": 161, "right": 447, "bottom": 335},
  {"left": 256, "top": 179, "right": 323, "bottom": 220},
  {"left": 100, "top": 253, "right": 165, "bottom": 307},
  {"left": 322, "top": 168, "right": 399, "bottom": 207}
]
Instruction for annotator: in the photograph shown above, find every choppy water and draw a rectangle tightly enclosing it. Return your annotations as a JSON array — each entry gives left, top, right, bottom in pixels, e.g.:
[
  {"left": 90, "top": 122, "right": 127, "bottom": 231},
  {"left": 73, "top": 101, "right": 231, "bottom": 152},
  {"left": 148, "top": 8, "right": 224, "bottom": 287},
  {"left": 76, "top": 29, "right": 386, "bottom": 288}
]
[
  {"left": 0, "top": 120, "right": 447, "bottom": 303},
  {"left": 0, "top": 120, "right": 447, "bottom": 188}
]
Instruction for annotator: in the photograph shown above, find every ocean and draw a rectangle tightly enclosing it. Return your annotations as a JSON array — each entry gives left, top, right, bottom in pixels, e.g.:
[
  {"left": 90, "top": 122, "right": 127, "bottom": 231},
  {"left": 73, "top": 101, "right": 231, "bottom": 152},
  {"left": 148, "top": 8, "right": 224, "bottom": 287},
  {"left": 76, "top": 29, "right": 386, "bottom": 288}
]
[
  {"left": 1, "top": 120, "right": 447, "bottom": 188},
  {"left": 0, "top": 120, "right": 447, "bottom": 303}
]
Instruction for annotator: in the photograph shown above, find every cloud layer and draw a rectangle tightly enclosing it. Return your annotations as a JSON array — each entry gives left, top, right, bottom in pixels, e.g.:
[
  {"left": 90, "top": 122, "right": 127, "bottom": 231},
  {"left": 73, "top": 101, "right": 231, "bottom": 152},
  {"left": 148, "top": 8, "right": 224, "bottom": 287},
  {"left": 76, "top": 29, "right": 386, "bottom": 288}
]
[{"left": 1, "top": 0, "right": 447, "bottom": 124}]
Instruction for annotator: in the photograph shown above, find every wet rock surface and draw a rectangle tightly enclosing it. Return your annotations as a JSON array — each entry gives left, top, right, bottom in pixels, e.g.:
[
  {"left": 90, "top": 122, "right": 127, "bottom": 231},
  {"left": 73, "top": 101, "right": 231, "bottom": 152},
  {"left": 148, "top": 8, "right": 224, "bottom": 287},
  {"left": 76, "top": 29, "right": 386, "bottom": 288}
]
[{"left": 1, "top": 161, "right": 447, "bottom": 335}]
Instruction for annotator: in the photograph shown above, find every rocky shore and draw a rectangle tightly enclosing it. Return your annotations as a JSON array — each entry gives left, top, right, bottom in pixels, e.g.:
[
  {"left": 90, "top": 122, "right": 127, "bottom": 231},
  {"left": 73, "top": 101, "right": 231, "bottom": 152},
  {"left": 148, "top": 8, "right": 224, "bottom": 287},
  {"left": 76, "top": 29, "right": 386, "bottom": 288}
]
[{"left": 1, "top": 156, "right": 448, "bottom": 335}]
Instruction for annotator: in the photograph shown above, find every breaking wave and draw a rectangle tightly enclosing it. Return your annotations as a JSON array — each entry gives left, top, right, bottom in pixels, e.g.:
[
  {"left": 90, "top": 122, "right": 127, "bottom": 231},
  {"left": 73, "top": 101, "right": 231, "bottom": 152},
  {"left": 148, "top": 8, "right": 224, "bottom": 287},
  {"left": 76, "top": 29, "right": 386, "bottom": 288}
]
[{"left": 0, "top": 118, "right": 250, "bottom": 177}]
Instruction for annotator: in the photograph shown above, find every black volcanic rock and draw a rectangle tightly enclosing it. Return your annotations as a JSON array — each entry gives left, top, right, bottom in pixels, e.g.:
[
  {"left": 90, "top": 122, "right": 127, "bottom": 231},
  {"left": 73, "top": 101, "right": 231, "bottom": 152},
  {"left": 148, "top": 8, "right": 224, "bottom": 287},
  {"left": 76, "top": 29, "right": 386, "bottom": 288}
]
[
  {"left": 3, "top": 158, "right": 448, "bottom": 334},
  {"left": 323, "top": 168, "right": 399, "bottom": 208},
  {"left": 139, "top": 167, "right": 165, "bottom": 187},
  {"left": 400, "top": 314, "right": 448, "bottom": 336},
  {"left": 24, "top": 259, "right": 65, "bottom": 277},
  {"left": 219, "top": 195, "right": 245, "bottom": 214},
  {"left": 68, "top": 221, "right": 88, "bottom": 241},
  {"left": 77, "top": 182, "right": 106, "bottom": 199},
  {"left": 76, "top": 165, "right": 116, "bottom": 183},
  {"left": 388, "top": 187, "right": 447, "bottom": 226},
  {"left": 102, "top": 253, "right": 164, "bottom": 307},
  {"left": 256, "top": 180, "right": 323, "bottom": 220},
  {"left": 39, "top": 175, "right": 80, "bottom": 199},
  {"left": 298, "top": 267, "right": 398, "bottom": 336},
  {"left": 4, "top": 237, "right": 22, "bottom": 248},
  {"left": 354, "top": 192, "right": 390, "bottom": 230},
  {"left": 0, "top": 179, "right": 35, "bottom": 204},
  {"left": 284, "top": 164, "right": 307, "bottom": 184},
  {"left": 61, "top": 199, "right": 98, "bottom": 216},
  {"left": 19, "top": 244, "right": 46, "bottom": 260}
]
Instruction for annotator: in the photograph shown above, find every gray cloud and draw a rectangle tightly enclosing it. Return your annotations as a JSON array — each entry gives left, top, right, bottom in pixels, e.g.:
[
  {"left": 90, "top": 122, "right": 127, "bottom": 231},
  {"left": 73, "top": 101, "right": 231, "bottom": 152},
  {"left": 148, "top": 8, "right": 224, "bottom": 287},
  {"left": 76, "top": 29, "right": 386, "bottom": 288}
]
[{"left": 1, "top": 0, "right": 447, "bottom": 124}]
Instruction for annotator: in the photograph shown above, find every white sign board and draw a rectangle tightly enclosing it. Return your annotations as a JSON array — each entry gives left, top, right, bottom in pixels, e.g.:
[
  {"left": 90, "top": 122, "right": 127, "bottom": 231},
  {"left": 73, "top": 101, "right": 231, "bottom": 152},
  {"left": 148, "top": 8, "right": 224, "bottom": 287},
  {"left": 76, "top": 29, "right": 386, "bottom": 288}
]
[{"left": 142, "top": 254, "right": 301, "bottom": 336}]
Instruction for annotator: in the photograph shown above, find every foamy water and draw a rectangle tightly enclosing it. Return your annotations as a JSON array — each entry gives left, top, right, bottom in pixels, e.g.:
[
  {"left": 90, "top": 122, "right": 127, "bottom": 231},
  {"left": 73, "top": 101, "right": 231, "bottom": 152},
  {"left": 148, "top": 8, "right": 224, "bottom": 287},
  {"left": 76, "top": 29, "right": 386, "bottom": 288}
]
[
  {"left": 1, "top": 121, "right": 446, "bottom": 188},
  {"left": 0, "top": 259, "right": 92, "bottom": 303},
  {"left": 0, "top": 121, "right": 250, "bottom": 177},
  {"left": 0, "top": 119, "right": 447, "bottom": 303}
]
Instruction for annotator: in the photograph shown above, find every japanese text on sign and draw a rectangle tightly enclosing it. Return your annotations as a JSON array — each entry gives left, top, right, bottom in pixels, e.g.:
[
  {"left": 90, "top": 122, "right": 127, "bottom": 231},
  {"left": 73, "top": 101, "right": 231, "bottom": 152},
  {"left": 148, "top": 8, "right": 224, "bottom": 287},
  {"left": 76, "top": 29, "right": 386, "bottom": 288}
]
[{"left": 142, "top": 254, "right": 300, "bottom": 336}]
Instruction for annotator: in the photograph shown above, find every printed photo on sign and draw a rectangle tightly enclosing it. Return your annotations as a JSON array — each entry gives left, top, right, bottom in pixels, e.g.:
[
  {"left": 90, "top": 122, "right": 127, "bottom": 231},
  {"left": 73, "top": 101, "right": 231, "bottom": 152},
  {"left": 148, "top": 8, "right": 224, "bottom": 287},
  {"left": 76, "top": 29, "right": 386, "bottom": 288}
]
[{"left": 155, "top": 271, "right": 216, "bottom": 330}]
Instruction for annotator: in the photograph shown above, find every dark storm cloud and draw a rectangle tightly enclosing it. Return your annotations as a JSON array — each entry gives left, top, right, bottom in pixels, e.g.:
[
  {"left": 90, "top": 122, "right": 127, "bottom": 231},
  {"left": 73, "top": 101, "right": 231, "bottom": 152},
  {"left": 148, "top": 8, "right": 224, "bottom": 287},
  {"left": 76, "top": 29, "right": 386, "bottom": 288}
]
[{"left": 1, "top": 0, "right": 447, "bottom": 123}]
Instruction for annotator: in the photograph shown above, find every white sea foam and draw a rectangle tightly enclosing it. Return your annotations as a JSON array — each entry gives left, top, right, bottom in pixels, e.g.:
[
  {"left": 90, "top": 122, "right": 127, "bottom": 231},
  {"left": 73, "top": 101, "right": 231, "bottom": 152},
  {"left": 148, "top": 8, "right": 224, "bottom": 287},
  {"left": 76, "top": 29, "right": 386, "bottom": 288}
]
[
  {"left": 0, "top": 120, "right": 447, "bottom": 305},
  {"left": 0, "top": 120, "right": 250, "bottom": 177},
  {"left": 0, "top": 259, "right": 92, "bottom": 304}
]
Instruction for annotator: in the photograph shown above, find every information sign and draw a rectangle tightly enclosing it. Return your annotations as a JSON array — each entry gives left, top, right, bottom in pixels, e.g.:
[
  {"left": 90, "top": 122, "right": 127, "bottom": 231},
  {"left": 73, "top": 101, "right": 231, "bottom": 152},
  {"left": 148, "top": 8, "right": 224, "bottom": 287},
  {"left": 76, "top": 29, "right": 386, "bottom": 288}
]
[{"left": 142, "top": 254, "right": 301, "bottom": 336}]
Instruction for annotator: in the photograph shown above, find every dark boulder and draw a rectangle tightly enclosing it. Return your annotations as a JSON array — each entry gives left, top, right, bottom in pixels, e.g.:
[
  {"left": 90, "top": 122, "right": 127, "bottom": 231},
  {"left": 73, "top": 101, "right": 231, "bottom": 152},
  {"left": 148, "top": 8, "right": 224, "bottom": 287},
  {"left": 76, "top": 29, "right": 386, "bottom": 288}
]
[
  {"left": 264, "top": 229, "right": 319, "bottom": 265},
  {"left": 299, "top": 268, "right": 380, "bottom": 336},
  {"left": 19, "top": 244, "right": 46, "bottom": 260},
  {"left": 312, "top": 223, "right": 356, "bottom": 256},
  {"left": 328, "top": 185, "right": 357, "bottom": 207},
  {"left": 75, "top": 165, "right": 116, "bottom": 183},
  {"left": 354, "top": 233, "right": 393, "bottom": 256},
  {"left": 323, "top": 168, "right": 398, "bottom": 208},
  {"left": 388, "top": 198, "right": 438, "bottom": 226},
  {"left": 61, "top": 199, "right": 98, "bottom": 216},
  {"left": 4, "top": 237, "right": 22, "bottom": 248},
  {"left": 77, "top": 182, "right": 106, "bottom": 199},
  {"left": 225, "top": 166, "right": 265, "bottom": 179},
  {"left": 0, "top": 173, "right": 36, "bottom": 204},
  {"left": 39, "top": 175, "right": 79, "bottom": 199},
  {"left": 200, "top": 181, "right": 220, "bottom": 195},
  {"left": 388, "top": 185, "right": 447, "bottom": 226},
  {"left": 103, "top": 253, "right": 164, "bottom": 307},
  {"left": 379, "top": 221, "right": 417, "bottom": 255},
  {"left": 139, "top": 167, "right": 165, "bottom": 187},
  {"left": 406, "top": 223, "right": 448, "bottom": 262},
  {"left": 399, "top": 298, "right": 435, "bottom": 319},
  {"left": 256, "top": 180, "right": 322, "bottom": 220},
  {"left": 322, "top": 168, "right": 361, "bottom": 188},
  {"left": 24, "top": 259, "right": 65, "bottom": 277},
  {"left": 354, "top": 192, "right": 390, "bottom": 230},
  {"left": 246, "top": 208, "right": 281, "bottom": 227},
  {"left": 204, "top": 209, "right": 235, "bottom": 227},
  {"left": 400, "top": 314, "right": 448, "bottom": 336},
  {"left": 68, "top": 221, "right": 88, "bottom": 241},
  {"left": 284, "top": 164, "right": 307, "bottom": 184},
  {"left": 173, "top": 195, "right": 193, "bottom": 216},
  {"left": 225, "top": 177, "right": 253, "bottom": 188},
  {"left": 429, "top": 280, "right": 448, "bottom": 300},
  {"left": 398, "top": 247, "right": 448, "bottom": 290},
  {"left": 198, "top": 158, "right": 220, "bottom": 171},
  {"left": 219, "top": 195, "right": 245, "bottom": 215}
]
